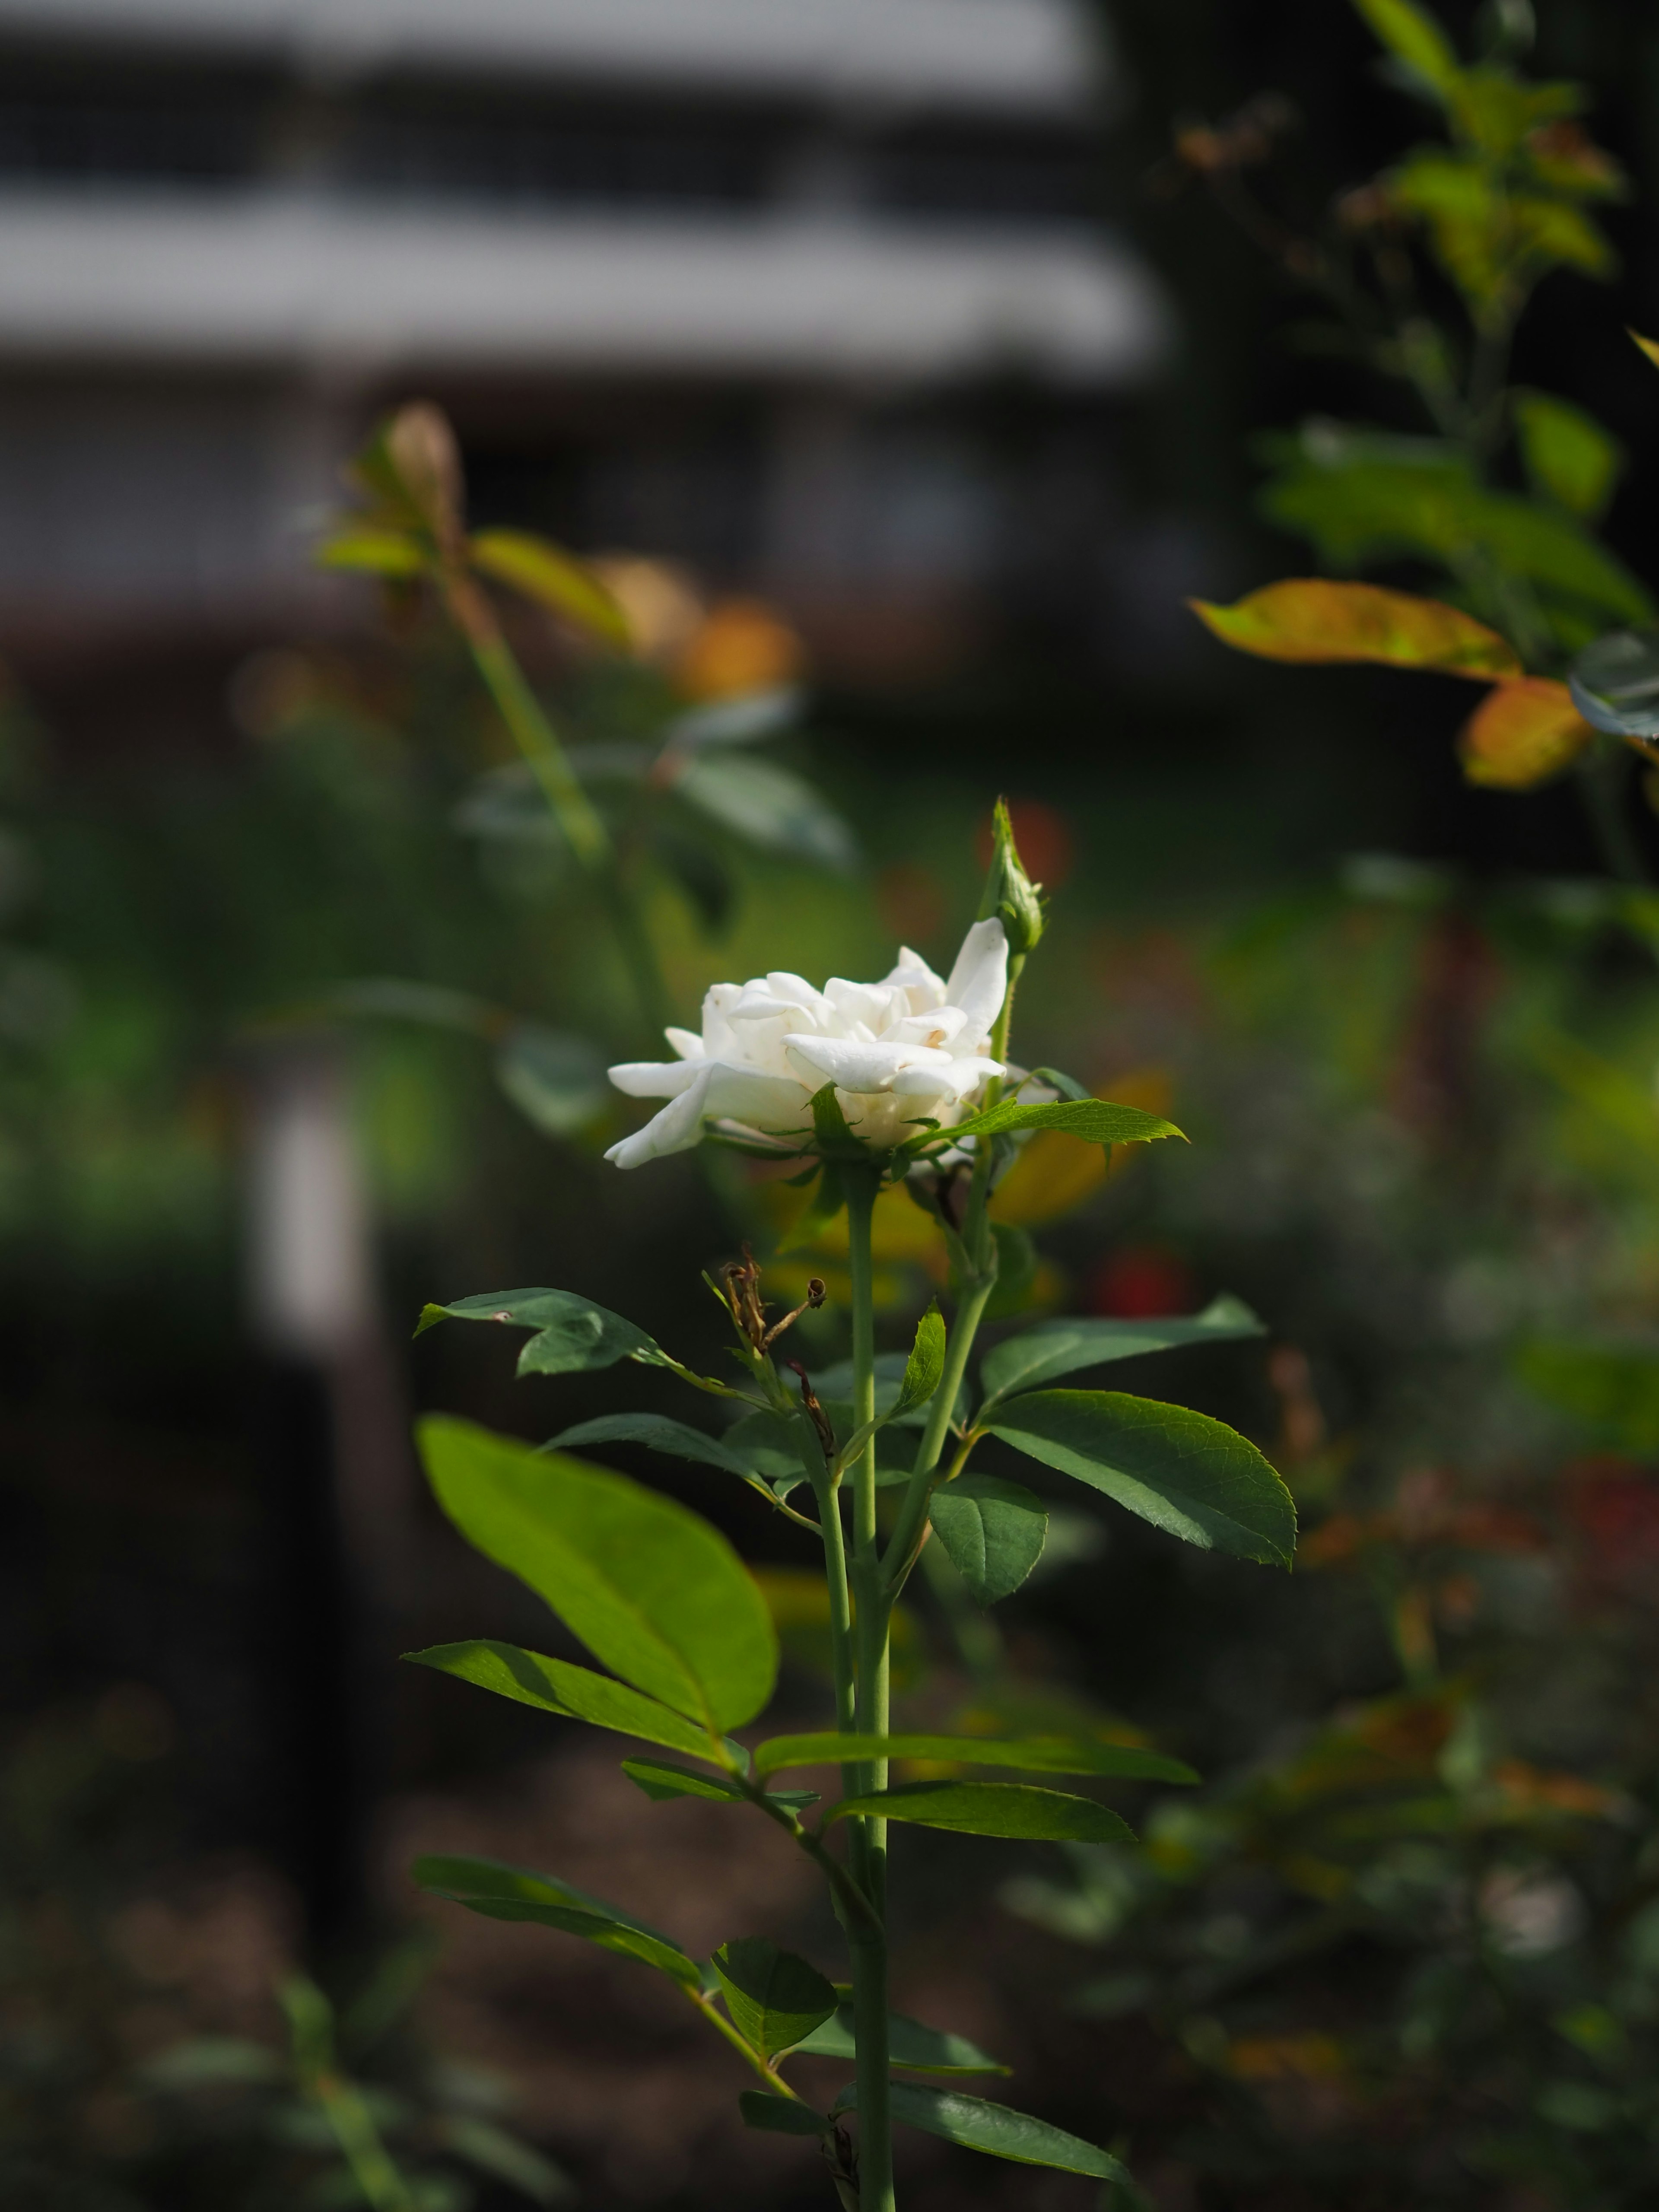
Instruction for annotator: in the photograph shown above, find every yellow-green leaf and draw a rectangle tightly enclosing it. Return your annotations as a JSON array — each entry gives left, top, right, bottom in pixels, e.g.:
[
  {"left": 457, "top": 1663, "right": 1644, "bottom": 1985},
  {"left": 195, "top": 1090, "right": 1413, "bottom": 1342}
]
[
  {"left": 1459, "top": 678, "right": 1595, "bottom": 789},
  {"left": 1190, "top": 580, "right": 1520, "bottom": 679},
  {"left": 469, "top": 528, "right": 632, "bottom": 648},
  {"left": 1630, "top": 329, "right": 1659, "bottom": 373},
  {"left": 315, "top": 527, "right": 428, "bottom": 578},
  {"left": 1352, "top": 0, "right": 1462, "bottom": 99}
]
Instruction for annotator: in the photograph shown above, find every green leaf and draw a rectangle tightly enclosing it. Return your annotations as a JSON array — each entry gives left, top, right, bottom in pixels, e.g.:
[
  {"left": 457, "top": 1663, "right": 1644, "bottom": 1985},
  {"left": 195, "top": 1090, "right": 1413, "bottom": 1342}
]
[
  {"left": 737, "top": 2091, "right": 830, "bottom": 2138},
  {"left": 1513, "top": 391, "right": 1625, "bottom": 521},
  {"left": 826, "top": 1780, "right": 1132, "bottom": 1842},
  {"left": 404, "top": 1640, "right": 723, "bottom": 1761},
  {"left": 315, "top": 526, "right": 429, "bottom": 578},
  {"left": 787, "top": 2004, "right": 1008, "bottom": 2075},
  {"left": 661, "top": 687, "right": 802, "bottom": 751},
  {"left": 809, "top": 1081, "right": 861, "bottom": 1158},
  {"left": 753, "top": 1733, "right": 1195, "bottom": 1784},
  {"left": 979, "top": 1294, "right": 1265, "bottom": 1408},
  {"left": 468, "top": 527, "right": 631, "bottom": 648},
  {"left": 1352, "top": 0, "right": 1462, "bottom": 99},
  {"left": 545, "top": 1413, "right": 760, "bottom": 1481},
  {"left": 494, "top": 1025, "right": 609, "bottom": 1138},
  {"left": 831, "top": 2082, "right": 1130, "bottom": 2182},
  {"left": 416, "top": 1418, "right": 779, "bottom": 1730},
  {"left": 777, "top": 1160, "right": 847, "bottom": 1251},
  {"left": 929, "top": 1475, "right": 1048, "bottom": 1604},
  {"left": 415, "top": 1855, "right": 699, "bottom": 1987},
  {"left": 712, "top": 1938, "right": 838, "bottom": 2060},
  {"left": 620, "top": 1757, "right": 818, "bottom": 1813},
  {"left": 1569, "top": 627, "right": 1659, "bottom": 740},
  {"left": 986, "top": 1391, "right": 1296, "bottom": 1567},
  {"left": 983, "top": 1222, "right": 1039, "bottom": 1322},
  {"left": 437, "top": 2113, "right": 573, "bottom": 2206},
  {"left": 925, "top": 1097, "right": 1183, "bottom": 1150},
  {"left": 897, "top": 1302, "right": 946, "bottom": 1416},
  {"left": 1515, "top": 1340, "right": 1659, "bottom": 1451},
  {"left": 674, "top": 754, "right": 857, "bottom": 872},
  {"left": 722, "top": 1407, "right": 814, "bottom": 1486},
  {"left": 414, "top": 1288, "right": 663, "bottom": 1378}
]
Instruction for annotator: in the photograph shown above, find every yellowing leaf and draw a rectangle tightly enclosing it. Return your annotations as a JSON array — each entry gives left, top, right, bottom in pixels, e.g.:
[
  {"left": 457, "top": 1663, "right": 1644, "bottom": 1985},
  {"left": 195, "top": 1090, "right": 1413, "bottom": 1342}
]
[
  {"left": 315, "top": 527, "right": 428, "bottom": 578},
  {"left": 1459, "top": 678, "right": 1595, "bottom": 788},
  {"left": 1190, "top": 581, "right": 1521, "bottom": 679},
  {"left": 470, "top": 528, "right": 632, "bottom": 648},
  {"left": 1630, "top": 328, "right": 1659, "bottom": 372}
]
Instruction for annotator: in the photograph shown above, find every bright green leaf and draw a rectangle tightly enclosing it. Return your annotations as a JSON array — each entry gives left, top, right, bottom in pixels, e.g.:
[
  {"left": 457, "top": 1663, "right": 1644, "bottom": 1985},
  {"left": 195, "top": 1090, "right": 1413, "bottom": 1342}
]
[
  {"left": 737, "top": 2091, "right": 830, "bottom": 2137},
  {"left": 404, "top": 1640, "right": 724, "bottom": 1761},
  {"left": 831, "top": 2081, "right": 1131, "bottom": 2182},
  {"left": 986, "top": 1392, "right": 1296, "bottom": 1567},
  {"left": 413, "top": 1288, "right": 662, "bottom": 1379},
  {"left": 469, "top": 527, "right": 631, "bottom": 648},
  {"left": 786, "top": 2004, "right": 1010, "bottom": 2075},
  {"left": 897, "top": 1302, "right": 947, "bottom": 1416},
  {"left": 754, "top": 1732, "right": 1195, "bottom": 1784},
  {"left": 826, "top": 1780, "right": 1132, "bottom": 1842},
  {"left": 416, "top": 1417, "right": 779, "bottom": 1730},
  {"left": 979, "top": 1294, "right": 1266, "bottom": 1408},
  {"left": 1353, "top": 0, "right": 1462, "bottom": 99},
  {"left": 1513, "top": 391, "right": 1625, "bottom": 520},
  {"left": 316, "top": 526, "right": 428, "bottom": 578},
  {"left": 929, "top": 1475, "right": 1048, "bottom": 1604},
  {"left": 415, "top": 1855, "right": 699, "bottom": 1987},
  {"left": 712, "top": 1938, "right": 838, "bottom": 2060}
]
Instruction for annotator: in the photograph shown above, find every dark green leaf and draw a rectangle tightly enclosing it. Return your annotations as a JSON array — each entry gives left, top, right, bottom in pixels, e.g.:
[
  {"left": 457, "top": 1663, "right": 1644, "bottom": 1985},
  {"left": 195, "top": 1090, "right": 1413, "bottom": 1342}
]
[
  {"left": 712, "top": 1938, "right": 837, "bottom": 2060},
  {"left": 494, "top": 1025, "right": 609, "bottom": 1138},
  {"left": 979, "top": 1294, "right": 1266, "bottom": 1408},
  {"left": 928, "top": 1098, "right": 1183, "bottom": 1150},
  {"left": 545, "top": 1413, "right": 759, "bottom": 1481},
  {"left": 809, "top": 1082, "right": 861, "bottom": 1157},
  {"left": 737, "top": 2091, "right": 829, "bottom": 2137},
  {"left": 830, "top": 2082, "right": 1131, "bottom": 2182},
  {"left": 619, "top": 1756, "right": 817, "bottom": 1813},
  {"left": 826, "top": 1780, "right": 1132, "bottom": 1842},
  {"left": 1029, "top": 1065, "right": 1091, "bottom": 1102},
  {"left": 1515, "top": 1340, "right": 1659, "bottom": 1450},
  {"left": 437, "top": 2115, "right": 573, "bottom": 2206},
  {"left": 929, "top": 1475, "right": 1048, "bottom": 1604},
  {"left": 897, "top": 1303, "right": 946, "bottom": 1415},
  {"left": 987, "top": 1391, "right": 1296, "bottom": 1567},
  {"left": 722, "top": 1407, "right": 815, "bottom": 1485},
  {"left": 754, "top": 1733, "right": 1194, "bottom": 1784},
  {"left": 982, "top": 1221, "right": 1039, "bottom": 1322},
  {"left": 404, "top": 1640, "right": 724, "bottom": 1761},
  {"left": 414, "top": 1288, "right": 662, "bottom": 1378},
  {"left": 785, "top": 2005, "right": 1009, "bottom": 2075},
  {"left": 415, "top": 1855, "right": 699, "bottom": 1987},
  {"left": 455, "top": 762, "right": 576, "bottom": 850},
  {"left": 652, "top": 825, "right": 735, "bottom": 932},
  {"left": 416, "top": 1417, "right": 779, "bottom": 1729},
  {"left": 674, "top": 754, "right": 857, "bottom": 871},
  {"left": 1570, "top": 628, "right": 1659, "bottom": 740}
]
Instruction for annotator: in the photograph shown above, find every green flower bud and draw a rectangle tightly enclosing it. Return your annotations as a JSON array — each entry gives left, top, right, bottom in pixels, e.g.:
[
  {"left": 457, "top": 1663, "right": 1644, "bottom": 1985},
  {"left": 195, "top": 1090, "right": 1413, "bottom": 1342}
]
[{"left": 976, "top": 798, "right": 1046, "bottom": 957}]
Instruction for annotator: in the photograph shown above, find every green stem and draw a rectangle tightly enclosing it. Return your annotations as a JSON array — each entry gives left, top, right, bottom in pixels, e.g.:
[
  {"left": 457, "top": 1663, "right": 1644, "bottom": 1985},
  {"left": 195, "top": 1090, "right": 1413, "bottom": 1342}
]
[
  {"left": 842, "top": 1161, "right": 895, "bottom": 2212},
  {"left": 686, "top": 1988, "right": 801, "bottom": 2092}
]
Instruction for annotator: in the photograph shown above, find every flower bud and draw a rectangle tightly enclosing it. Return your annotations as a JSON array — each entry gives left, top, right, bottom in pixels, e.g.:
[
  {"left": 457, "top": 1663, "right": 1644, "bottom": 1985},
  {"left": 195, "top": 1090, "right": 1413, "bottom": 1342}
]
[{"left": 976, "top": 799, "right": 1045, "bottom": 957}]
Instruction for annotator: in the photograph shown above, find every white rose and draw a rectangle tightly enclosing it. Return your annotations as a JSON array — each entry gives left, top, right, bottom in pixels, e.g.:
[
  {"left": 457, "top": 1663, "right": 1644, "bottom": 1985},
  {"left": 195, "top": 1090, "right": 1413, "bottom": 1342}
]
[{"left": 605, "top": 918, "right": 1008, "bottom": 1169}]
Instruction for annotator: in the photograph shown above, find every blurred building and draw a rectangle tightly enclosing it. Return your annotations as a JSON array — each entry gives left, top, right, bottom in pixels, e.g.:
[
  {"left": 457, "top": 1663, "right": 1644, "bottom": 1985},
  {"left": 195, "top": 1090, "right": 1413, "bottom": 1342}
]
[{"left": 0, "top": 0, "right": 1166, "bottom": 690}]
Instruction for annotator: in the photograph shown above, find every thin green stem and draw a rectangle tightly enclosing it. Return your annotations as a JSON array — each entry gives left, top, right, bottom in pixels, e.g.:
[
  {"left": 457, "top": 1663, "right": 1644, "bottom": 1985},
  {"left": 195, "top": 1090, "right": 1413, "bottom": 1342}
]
[
  {"left": 842, "top": 1162, "right": 895, "bottom": 2212},
  {"left": 685, "top": 1988, "right": 799, "bottom": 2091}
]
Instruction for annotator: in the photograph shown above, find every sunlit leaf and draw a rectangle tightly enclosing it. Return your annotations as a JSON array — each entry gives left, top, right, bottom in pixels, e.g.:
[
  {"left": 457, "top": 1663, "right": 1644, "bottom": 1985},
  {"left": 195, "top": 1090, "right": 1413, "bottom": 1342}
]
[
  {"left": 1190, "top": 579, "right": 1520, "bottom": 677},
  {"left": 316, "top": 526, "right": 428, "bottom": 578},
  {"left": 404, "top": 1640, "right": 723, "bottom": 1761},
  {"left": 929, "top": 1475, "right": 1048, "bottom": 1604},
  {"left": 897, "top": 1303, "right": 946, "bottom": 1416},
  {"left": 831, "top": 2082, "right": 1131, "bottom": 2181},
  {"left": 416, "top": 1418, "right": 779, "bottom": 1730},
  {"left": 785, "top": 2003, "right": 1009, "bottom": 2074},
  {"left": 986, "top": 1391, "right": 1296, "bottom": 1567},
  {"left": 415, "top": 1854, "right": 699, "bottom": 1986},
  {"left": 827, "top": 1780, "right": 1132, "bottom": 1841},
  {"left": 1569, "top": 627, "right": 1659, "bottom": 740},
  {"left": 1631, "top": 329, "right": 1659, "bottom": 373},
  {"left": 754, "top": 1731, "right": 1194, "bottom": 1783},
  {"left": 673, "top": 754, "right": 857, "bottom": 872},
  {"left": 1459, "top": 678, "right": 1595, "bottom": 789},
  {"left": 469, "top": 528, "right": 631, "bottom": 648},
  {"left": 712, "top": 1938, "right": 837, "bottom": 2060},
  {"left": 980, "top": 1294, "right": 1265, "bottom": 1408},
  {"left": 413, "top": 1288, "right": 661, "bottom": 1377},
  {"left": 1513, "top": 390, "right": 1624, "bottom": 520},
  {"left": 1352, "top": 0, "right": 1462, "bottom": 99}
]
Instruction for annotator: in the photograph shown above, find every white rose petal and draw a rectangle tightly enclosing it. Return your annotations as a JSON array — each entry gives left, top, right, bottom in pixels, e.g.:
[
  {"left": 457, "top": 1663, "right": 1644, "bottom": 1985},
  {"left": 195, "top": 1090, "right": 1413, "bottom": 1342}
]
[{"left": 604, "top": 918, "right": 1009, "bottom": 1168}]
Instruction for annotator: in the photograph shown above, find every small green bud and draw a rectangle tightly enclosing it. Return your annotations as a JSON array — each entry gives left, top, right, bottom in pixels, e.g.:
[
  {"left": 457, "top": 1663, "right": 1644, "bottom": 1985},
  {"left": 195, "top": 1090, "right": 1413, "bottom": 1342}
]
[{"left": 976, "top": 798, "right": 1046, "bottom": 956}]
